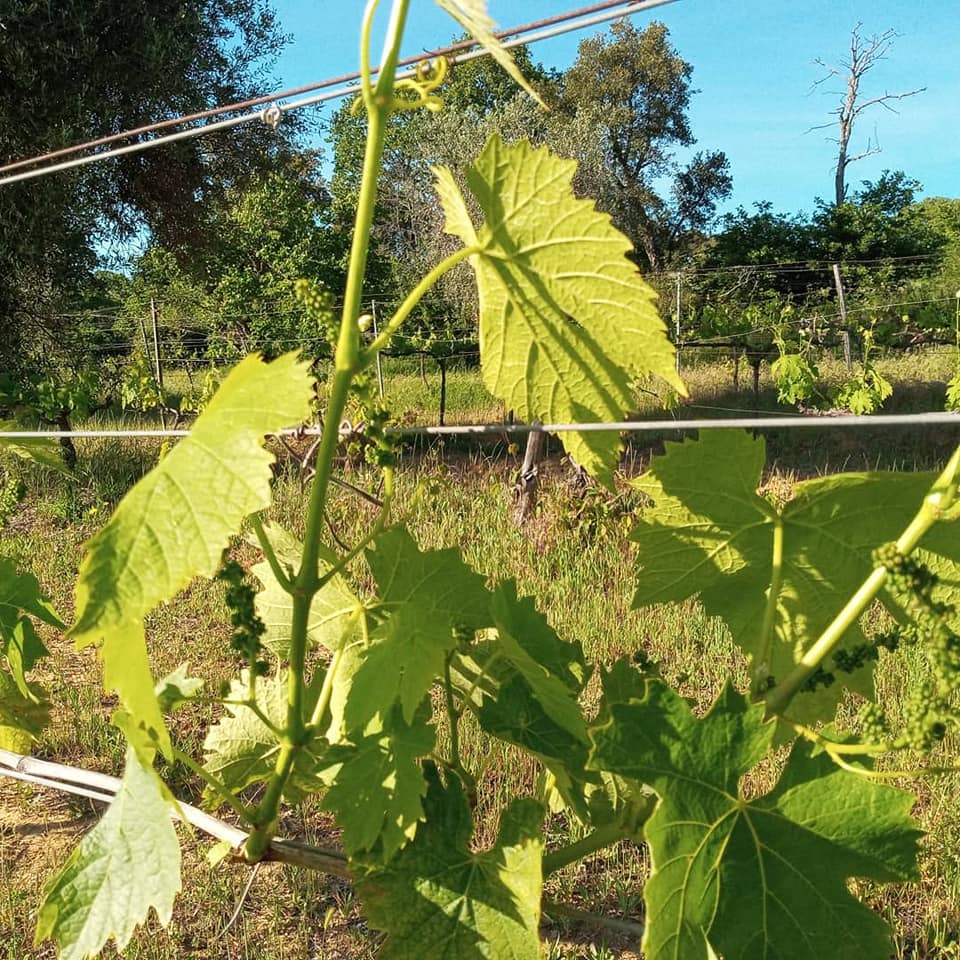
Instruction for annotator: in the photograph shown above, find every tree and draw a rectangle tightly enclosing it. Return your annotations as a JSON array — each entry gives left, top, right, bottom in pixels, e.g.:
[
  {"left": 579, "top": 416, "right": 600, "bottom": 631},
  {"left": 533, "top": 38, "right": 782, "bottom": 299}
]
[
  {"left": 124, "top": 155, "right": 345, "bottom": 361},
  {"left": 810, "top": 23, "right": 925, "bottom": 207},
  {"left": 813, "top": 171, "right": 944, "bottom": 271},
  {"left": 554, "top": 20, "right": 732, "bottom": 272},
  {"left": 0, "top": 0, "right": 294, "bottom": 372}
]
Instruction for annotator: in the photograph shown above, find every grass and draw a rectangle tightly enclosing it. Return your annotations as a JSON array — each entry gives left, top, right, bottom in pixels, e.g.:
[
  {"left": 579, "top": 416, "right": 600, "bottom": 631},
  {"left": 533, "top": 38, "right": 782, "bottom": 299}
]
[{"left": 1, "top": 350, "right": 960, "bottom": 957}]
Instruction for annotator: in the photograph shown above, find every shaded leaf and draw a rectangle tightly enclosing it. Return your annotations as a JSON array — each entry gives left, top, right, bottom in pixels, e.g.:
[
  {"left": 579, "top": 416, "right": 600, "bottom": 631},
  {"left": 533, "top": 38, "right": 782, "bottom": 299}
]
[
  {"left": 0, "top": 558, "right": 63, "bottom": 635},
  {"left": 0, "top": 421, "right": 73, "bottom": 474},
  {"left": 320, "top": 703, "right": 435, "bottom": 859},
  {"left": 155, "top": 664, "right": 204, "bottom": 714},
  {"left": 631, "top": 431, "right": 959, "bottom": 722},
  {"left": 358, "top": 766, "right": 543, "bottom": 959},
  {"left": 589, "top": 680, "right": 921, "bottom": 960},
  {"left": 252, "top": 521, "right": 363, "bottom": 659},
  {"left": 202, "top": 671, "right": 325, "bottom": 803},
  {"left": 346, "top": 526, "right": 492, "bottom": 727},
  {"left": 0, "top": 669, "right": 49, "bottom": 751}
]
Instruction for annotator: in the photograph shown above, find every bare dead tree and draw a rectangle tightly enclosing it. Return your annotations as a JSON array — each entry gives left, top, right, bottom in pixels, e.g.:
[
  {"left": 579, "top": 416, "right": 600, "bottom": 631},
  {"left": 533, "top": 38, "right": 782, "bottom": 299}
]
[{"left": 809, "top": 23, "right": 925, "bottom": 206}]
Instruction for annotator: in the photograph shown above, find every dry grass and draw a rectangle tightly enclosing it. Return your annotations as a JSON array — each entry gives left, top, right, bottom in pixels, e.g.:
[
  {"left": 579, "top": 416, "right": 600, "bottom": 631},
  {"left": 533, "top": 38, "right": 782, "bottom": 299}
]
[{"left": 1, "top": 353, "right": 959, "bottom": 957}]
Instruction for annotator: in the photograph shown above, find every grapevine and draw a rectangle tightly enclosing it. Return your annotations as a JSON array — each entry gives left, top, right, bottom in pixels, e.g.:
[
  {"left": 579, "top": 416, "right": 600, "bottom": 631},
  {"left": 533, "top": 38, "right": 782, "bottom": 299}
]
[{"left": 0, "top": 3, "right": 958, "bottom": 959}]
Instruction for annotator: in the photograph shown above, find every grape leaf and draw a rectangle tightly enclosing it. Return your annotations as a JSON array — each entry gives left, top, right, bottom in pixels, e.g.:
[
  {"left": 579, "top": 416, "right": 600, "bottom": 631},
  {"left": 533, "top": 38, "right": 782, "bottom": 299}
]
[
  {"left": 155, "top": 664, "right": 204, "bottom": 714},
  {"left": 588, "top": 680, "right": 921, "bottom": 960},
  {"left": 490, "top": 580, "right": 588, "bottom": 739},
  {"left": 70, "top": 352, "right": 313, "bottom": 756},
  {"left": 252, "top": 521, "right": 363, "bottom": 659},
  {"left": 202, "top": 671, "right": 325, "bottom": 803},
  {"left": 448, "top": 582, "right": 595, "bottom": 818},
  {"left": 437, "top": 135, "right": 684, "bottom": 486},
  {"left": 631, "top": 430, "right": 957, "bottom": 722},
  {"left": 0, "top": 669, "right": 49, "bottom": 751},
  {"left": 433, "top": 1, "right": 545, "bottom": 106},
  {"left": 358, "top": 765, "right": 544, "bottom": 959},
  {"left": 0, "top": 559, "right": 58, "bottom": 739},
  {"left": 345, "top": 526, "right": 492, "bottom": 728},
  {"left": 0, "top": 557, "right": 63, "bottom": 635},
  {"left": 0, "top": 421, "right": 73, "bottom": 474},
  {"left": 320, "top": 703, "right": 435, "bottom": 859},
  {"left": 5, "top": 617, "right": 48, "bottom": 700},
  {"left": 35, "top": 746, "right": 181, "bottom": 960}
]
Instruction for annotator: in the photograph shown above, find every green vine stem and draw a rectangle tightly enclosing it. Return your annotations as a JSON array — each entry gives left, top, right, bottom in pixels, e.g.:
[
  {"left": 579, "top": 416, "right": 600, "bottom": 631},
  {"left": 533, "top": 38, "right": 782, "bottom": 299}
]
[
  {"left": 541, "top": 821, "right": 624, "bottom": 877},
  {"left": 752, "top": 515, "right": 784, "bottom": 697},
  {"left": 765, "top": 446, "right": 960, "bottom": 716},
  {"left": 242, "top": 0, "right": 411, "bottom": 863},
  {"left": 250, "top": 512, "right": 293, "bottom": 593},
  {"left": 541, "top": 899, "right": 645, "bottom": 940}
]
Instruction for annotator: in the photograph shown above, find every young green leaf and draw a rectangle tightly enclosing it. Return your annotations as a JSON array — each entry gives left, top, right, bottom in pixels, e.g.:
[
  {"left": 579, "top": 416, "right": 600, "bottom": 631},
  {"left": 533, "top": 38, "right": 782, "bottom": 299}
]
[
  {"left": 35, "top": 746, "right": 181, "bottom": 960},
  {"left": 589, "top": 680, "right": 921, "bottom": 960},
  {"left": 437, "top": 136, "right": 684, "bottom": 486},
  {"left": 433, "top": 1, "right": 545, "bottom": 107},
  {"left": 0, "top": 557, "right": 64, "bottom": 635},
  {"left": 70, "top": 352, "right": 313, "bottom": 756},
  {"left": 0, "top": 421, "right": 74, "bottom": 474},
  {"left": 202, "top": 671, "right": 325, "bottom": 804},
  {"left": 155, "top": 664, "right": 204, "bottom": 714},
  {"left": 358, "top": 765, "right": 544, "bottom": 959},
  {"left": 0, "top": 669, "right": 49, "bottom": 751},
  {"left": 5, "top": 617, "right": 49, "bottom": 700},
  {"left": 320, "top": 703, "right": 435, "bottom": 860},
  {"left": 345, "top": 526, "right": 492, "bottom": 728},
  {"left": 252, "top": 521, "right": 364, "bottom": 659},
  {"left": 490, "top": 579, "right": 588, "bottom": 739},
  {"left": 631, "top": 430, "right": 959, "bottom": 722}
]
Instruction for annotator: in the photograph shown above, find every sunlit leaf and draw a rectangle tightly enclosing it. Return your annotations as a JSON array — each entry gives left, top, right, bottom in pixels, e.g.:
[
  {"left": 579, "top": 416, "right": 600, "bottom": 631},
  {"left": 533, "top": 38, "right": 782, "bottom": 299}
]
[
  {"left": 70, "top": 352, "right": 313, "bottom": 756},
  {"left": 35, "top": 746, "right": 180, "bottom": 960},
  {"left": 438, "top": 136, "right": 684, "bottom": 486}
]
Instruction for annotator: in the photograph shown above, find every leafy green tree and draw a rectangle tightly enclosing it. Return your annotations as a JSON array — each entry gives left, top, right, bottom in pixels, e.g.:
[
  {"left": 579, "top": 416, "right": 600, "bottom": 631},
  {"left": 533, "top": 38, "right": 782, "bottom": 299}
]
[
  {"left": 554, "top": 20, "right": 732, "bottom": 271},
  {"left": 126, "top": 158, "right": 345, "bottom": 360},
  {"left": 0, "top": 0, "right": 293, "bottom": 371}
]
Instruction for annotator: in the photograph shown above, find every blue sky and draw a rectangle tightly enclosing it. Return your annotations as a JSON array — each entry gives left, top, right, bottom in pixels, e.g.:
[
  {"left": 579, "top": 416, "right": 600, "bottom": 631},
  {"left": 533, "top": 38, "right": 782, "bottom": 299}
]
[{"left": 269, "top": 1, "right": 959, "bottom": 216}]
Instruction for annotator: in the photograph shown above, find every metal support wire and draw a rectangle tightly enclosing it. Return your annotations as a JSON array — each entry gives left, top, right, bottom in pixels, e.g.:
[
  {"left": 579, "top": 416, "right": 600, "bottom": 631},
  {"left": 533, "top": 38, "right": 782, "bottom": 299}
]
[
  {"left": 1, "top": 411, "right": 958, "bottom": 443},
  {"left": 0, "top": 0, "right": 675, "bottom": 188}
]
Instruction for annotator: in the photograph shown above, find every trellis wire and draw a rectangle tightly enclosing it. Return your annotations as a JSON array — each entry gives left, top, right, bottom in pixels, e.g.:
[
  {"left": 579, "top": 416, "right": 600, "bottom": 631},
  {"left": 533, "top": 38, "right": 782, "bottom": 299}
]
[
  {"left": 0, "top": 0, "right": 676, "bottom": 188},
  {"left": 1, "top": 411, "right": 958, "bottom": 443}
]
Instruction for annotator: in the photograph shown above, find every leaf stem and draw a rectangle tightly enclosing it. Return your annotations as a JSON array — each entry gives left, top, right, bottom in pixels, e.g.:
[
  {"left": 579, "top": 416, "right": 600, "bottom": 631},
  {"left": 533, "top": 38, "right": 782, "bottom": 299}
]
[
  {"left": 444, "top": 656, "right": 463, "bottom": 773},
  {"left": 765, "top": 446, "right": 960, "bottom": 715},
  {"left": 789, "top": 720, "right": 893, "bottom": 757},
  {"left": 361, "top": 246, "right": 480, "bottom": 366},
  {"left": 541, "top": 899, "right": 644, "bottom": 940},
  {"left": 752, "top": 515, "right": 784, "bottom": 697},
  {"left": 171, "top": 747, "right": 254, "bottom": 825},
  {"left": 250, "top": 513, "right": 293, "bottom": 593},
  {"left": 542, "top": 821, "right": 624, "bottom": 877},
  {"left": 307, "top": 645, "right": 347, "bottom": 732}
]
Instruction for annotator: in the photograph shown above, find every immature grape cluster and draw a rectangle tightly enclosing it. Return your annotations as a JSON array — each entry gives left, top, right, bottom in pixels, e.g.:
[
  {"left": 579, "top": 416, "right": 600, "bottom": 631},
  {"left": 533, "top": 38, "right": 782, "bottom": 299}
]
[
  {"left": 858, "top": 701, "right": 890, "bottom": 743},
  {"left": 349, "top": 370, "right": 399, "bottom": 469},
  {"left": 294, "top": 278, "right": 338, "bottom": 345},
  {"left": 869, "top": 542, "right": 960, "bottom": 751},
  {"left": 217, "top": 559, "right": 268, "bottom": 677}
]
